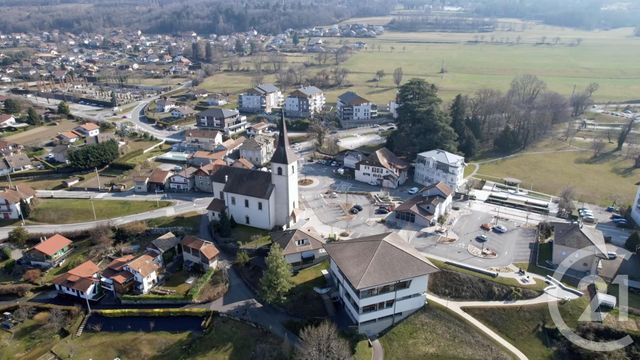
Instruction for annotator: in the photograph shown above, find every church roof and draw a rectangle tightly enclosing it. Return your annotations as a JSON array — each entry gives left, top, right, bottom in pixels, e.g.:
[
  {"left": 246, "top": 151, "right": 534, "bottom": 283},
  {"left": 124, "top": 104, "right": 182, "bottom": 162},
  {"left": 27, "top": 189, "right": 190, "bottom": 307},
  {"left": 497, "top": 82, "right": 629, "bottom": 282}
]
[{"left": 270, "top": 110, "right": 298, "bottom": 165}]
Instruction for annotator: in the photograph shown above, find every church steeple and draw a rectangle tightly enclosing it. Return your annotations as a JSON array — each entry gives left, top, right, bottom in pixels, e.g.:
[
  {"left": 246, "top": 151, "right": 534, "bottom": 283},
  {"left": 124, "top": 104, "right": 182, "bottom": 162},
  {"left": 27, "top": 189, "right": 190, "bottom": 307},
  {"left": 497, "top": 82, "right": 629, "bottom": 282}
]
[{"left": 270, "top": 109, "right": 298, "bottom": 165}]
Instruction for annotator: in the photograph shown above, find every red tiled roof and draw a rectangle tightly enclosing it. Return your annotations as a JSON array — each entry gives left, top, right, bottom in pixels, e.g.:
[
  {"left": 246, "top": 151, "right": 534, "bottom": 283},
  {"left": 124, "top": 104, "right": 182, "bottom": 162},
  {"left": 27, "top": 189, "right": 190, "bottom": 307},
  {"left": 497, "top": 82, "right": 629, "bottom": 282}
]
[
  {"left": 52, "top": 260, "right": 99, "bottom": 292},
  {"left": 182, "top": 235, "right": 219, "bottom": 260},
  {"left": 32, "top": 234, "right": 72, "bottom": 256}
]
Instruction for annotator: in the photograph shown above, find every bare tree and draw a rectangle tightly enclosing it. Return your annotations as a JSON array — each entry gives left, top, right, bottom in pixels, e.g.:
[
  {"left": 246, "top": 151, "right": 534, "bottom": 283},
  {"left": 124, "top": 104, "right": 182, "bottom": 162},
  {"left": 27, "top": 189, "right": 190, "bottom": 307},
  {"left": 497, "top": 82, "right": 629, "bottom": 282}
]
[
  {"left": 393, "top": 67, "right": 403, "bottom": 87},
  {"left": 616, "top": 117, "right": 635, "bottom": 151},
  {"left": 13, "top": 305, "right": 34, "bottom": 322},
  {"left": 46, "top": 308, "right": 67, "bottom": 333},
  {"left": 332, "top": 67, "right": 349, "bottom": 87},
  {"left": 309, "top": 121, "right": 327, "bottom": 148},
  {"left": 558, "top": 186, "right": 577, "bottom": 213},
  {"left": 295, "top": 321, "right": 351, "bottom": 360},
  {"left": 570, "top": 83, "right": 599, "bottom": 116},
  {"left": 591, "top": 136, "right": 606, "bottom": 157}
]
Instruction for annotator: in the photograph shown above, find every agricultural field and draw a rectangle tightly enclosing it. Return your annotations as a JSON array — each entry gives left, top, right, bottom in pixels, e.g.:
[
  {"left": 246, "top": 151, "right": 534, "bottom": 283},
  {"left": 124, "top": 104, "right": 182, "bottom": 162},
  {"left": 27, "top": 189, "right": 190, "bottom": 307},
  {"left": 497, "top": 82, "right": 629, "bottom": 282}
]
[{"left": 197, "top": 22, "right": 640, "bottom": 105}]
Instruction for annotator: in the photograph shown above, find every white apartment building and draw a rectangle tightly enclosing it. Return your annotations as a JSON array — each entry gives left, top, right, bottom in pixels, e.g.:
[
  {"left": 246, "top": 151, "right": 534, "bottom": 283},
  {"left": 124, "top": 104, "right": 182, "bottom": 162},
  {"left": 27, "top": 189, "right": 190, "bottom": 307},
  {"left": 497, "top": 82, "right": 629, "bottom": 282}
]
[
  {"left": 324, "top": 232, "right": 439, "bottom": 336},
  {"left": 239, "top": 84, "right": 283, "bottom": 114},
  {"left": 337, "top": 91, "right": 378, "bottom": 128},
  {"left": 284, "top": 86, "right": 325, "bottom": 118},
  {"left": 414, "top": 149, "right": 466, "bottom": 192}
]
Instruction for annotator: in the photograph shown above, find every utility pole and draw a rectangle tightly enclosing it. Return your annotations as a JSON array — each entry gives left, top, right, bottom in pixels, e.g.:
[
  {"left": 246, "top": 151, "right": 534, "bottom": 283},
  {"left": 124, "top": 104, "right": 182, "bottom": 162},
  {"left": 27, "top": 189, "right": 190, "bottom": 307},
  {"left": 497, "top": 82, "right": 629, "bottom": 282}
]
[
  {"left": 95, "top": 167, "right": 101, "bottom": 191},
  {"left": 90, "top": 196, "right": 97, "bottom": 221}
]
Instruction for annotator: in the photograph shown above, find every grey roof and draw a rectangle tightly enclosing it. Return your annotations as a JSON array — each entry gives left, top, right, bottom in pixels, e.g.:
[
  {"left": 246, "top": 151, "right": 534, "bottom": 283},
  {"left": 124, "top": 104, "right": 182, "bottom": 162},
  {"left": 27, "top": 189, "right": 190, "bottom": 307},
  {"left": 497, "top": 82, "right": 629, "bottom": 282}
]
[
  {"left": 4, "top": 153, "right": 31, "bottom": 169},
  {"left": 212, "top": 166, "right": 274, "bottom": 199},
  {"left": 338, "top": 91, "right": 369, "bottom": 105},
  {"left": 270, "top": 111, "right": 298, "bottom": 165},
  {"left": 150, "top": 232, "right": 181, "bottom": 252},
  {"left": 324, "top": 232, "right": 439, "bottom": 290},
  {"left": 553, "top": 222, "right": 608, "bottom": 256},
  {"left": 51, "top": 144, "right": 69, "bottom": 154},
  {"left": 256, "top": 84, "right": 280, "bottom": 94},
  {"left": 199, "top": 108, "right": 239, "bottom": 119},
  {"left": 271, "top": 228, "right": 325, "bottom": 256},
  {"left": 240, "top": 135, "right": 273, "bottom": 151},
  {"left": 417, "top": 149, "right": 465, "bottom": 166},
  {"left": 292, "top": 86, "right": 322, "bottom": 97}
]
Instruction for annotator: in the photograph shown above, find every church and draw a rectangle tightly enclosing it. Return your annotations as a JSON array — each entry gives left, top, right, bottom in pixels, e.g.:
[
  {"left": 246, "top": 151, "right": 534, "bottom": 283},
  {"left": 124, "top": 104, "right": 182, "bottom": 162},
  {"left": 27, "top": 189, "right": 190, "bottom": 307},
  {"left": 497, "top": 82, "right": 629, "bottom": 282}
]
[{"left": 206, "top": 113, "right": 299, "bottom": 230}]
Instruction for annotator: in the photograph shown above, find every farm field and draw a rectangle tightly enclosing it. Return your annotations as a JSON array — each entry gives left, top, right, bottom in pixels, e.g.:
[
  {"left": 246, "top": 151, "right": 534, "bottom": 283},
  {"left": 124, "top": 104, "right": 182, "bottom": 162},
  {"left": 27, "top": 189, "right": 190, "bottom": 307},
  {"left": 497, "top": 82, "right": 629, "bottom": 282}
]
[
  {"left": 197, "top": 22, "right": 640, "bottom": 105},
  {"left": 29, "top": 198, "right": 172, "bottom": 224}
]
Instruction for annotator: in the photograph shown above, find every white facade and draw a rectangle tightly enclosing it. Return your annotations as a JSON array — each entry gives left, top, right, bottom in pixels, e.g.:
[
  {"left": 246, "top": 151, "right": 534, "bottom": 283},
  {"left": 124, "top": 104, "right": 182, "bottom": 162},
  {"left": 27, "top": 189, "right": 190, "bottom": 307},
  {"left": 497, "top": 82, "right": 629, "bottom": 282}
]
[
  {"left": 182, "top": 249, "right": 218, "bottom": 269},
  {"left": 211, "top": 180, "right": 277, "bottom": 230},
  {"left": 414, "top": 150, "right": 466, "bottom": 192},
  {"left": 271, "top": 160, "right": 298, "bottom": 228},
  {"left": 329, "top": 259, "right": 428, "bottom": 336},
  {"left": 168, "top": 174, "right": 192, "bottom": 192},
  {"left": 54, "top": 281, "right": 100, "bottom": 300},
  {"left": 355, "top": 163, "right": 407, "bottom": 188},
  {"left": 632, "top": 184, "right": 640, "bottom": 226},
  {"left": 284, "top": 87, "right": 325, "bottom": 118},
  {"left": 123, "top": 265, "right": 158, "bottom": 294}
]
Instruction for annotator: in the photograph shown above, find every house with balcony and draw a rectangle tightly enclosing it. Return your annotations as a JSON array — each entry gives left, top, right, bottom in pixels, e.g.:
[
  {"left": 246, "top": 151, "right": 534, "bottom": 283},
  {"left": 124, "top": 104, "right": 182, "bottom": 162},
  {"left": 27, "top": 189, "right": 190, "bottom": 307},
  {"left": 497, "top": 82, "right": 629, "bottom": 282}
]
[
  {"left": 324, "top": 232, "right": 439, "bottom": 335},
  {"left": 337, "top": 91, "right": 378, "bottom": 128},
  {"left": 414, "top": 149, "right": 466, "bottom": 192},
  {"left": 271, "top": 227, "right": 326, "bottom": 269},
  {"left": 239, "top": 84, "right": 283, "bottom": 114},
  {"left": 52, "top": 260, "right": 102, "bottom": 301},
  {"left": 0, "top": 184, "right": 35, "bottom": 220},
  {"left": 238, "top": 134, "right": 275, "bottom": 166},
  {"left": 101, "top": 255, "right": 136, "bottom": 294},
  {"left": 181, "top": 235, "right": 220, "bottom": 270},
  {"left": 74, "top": 122, "right": 100, "bottom": 137},
  {"left": 183, "top": 129, "right": 223, "bottom": 152},
  {"left": 197, "top": 108, "right": 247, "bottom": 135},
  {"left": 391, "top": 182, "right": 453, "bottom": 227},
  {"left": 123, "top": 253, "right": 161, "bottom": 294},
  {"left": 551, "top": 222, "right": 609, "bottom": 274},
  {"left": 284, "top": 86, "right": 325, "bottom": 118},
  {"left": 23, "top": 234, "right": 73, "bottom": 268},
  {"left": 355, "top": 148, "right": 408, "bottom": 188}
]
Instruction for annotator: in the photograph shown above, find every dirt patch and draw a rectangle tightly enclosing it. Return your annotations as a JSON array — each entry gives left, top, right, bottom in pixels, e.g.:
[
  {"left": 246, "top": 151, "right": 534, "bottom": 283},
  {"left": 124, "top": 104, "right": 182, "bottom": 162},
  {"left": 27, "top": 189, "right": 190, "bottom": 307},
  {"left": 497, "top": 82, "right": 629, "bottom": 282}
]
[
  {"left": 298, "top": 179, "right": 314, "bottom": 186},
  {"left": 428, "top": 270, "right": 542, "bottom": 301}
]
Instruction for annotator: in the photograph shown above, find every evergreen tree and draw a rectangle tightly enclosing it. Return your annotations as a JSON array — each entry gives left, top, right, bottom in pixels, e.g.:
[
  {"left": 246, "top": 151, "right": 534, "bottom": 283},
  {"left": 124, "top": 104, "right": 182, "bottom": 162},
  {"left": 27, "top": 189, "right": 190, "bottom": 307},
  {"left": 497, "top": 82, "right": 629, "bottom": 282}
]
[
  {"left": 57, "top": 101, "right": 70, "bottom": 115},
  {"left": 26, "top": 107, "right": 42, "bottom": 126},
  {"left": 292, "top": 32, "right": 300, "bottom": 45},
  {"left": 205, "top": 42, "right": 213, "bottom": 63},
  {"left": 8, "top": 227, "right": 28, "bottom": 247},
  {"left": 68, "top": 140, "right": 119, "bottom": 168},
  {"left": 260, "top": 243, "right": 293, "bottom": 305},
  {"left": 494, "top": 125, "right": 521, "bottom": 153},
  {"left": 110, "top": 91, "right": 118, "bottom": 107},
  {"left": 3, "top": 98, "right": 21, "bottom": 114},
  {"left": 217, "top": 211, "right": 232, "bottom": 237},
  {"left": 625, "top": 232, "right": 640, "bottom": 254},
  {"left": 19, "top": 199, "right": 30, "bottom": 219},
  {"left": 450, "top": 94, "right": 467, "bottom": 136},
  {"left": 191, "top": 41, "right": 200, "bottom": 62},
  {"left": 234, "top": 39, "right": 245, "bottom": 55}
]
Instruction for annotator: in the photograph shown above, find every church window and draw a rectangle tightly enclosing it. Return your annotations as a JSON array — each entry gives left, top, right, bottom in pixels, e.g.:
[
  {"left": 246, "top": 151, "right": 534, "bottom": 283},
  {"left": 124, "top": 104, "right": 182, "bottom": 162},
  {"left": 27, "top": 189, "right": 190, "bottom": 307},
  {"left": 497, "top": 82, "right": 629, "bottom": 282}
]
[{"left": 277, "top": 167, "right": 282, "bottom": 175}]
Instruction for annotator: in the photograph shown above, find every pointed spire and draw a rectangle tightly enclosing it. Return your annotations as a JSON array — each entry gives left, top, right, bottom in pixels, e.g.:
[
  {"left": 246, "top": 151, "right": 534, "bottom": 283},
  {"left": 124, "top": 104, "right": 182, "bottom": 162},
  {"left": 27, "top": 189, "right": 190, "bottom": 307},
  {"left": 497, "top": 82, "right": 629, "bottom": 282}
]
[{"left": 270, "top": 109, "right": 298, "bottom": 165}]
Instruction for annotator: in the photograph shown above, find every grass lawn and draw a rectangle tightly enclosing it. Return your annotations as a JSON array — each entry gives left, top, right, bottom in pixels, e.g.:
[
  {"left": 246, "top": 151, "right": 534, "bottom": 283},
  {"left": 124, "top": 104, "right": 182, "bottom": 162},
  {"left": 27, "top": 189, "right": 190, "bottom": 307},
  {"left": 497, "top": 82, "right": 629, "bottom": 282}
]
[
  {"left": 378, "top": 304, "right": 512, "bottom": 360},
  {"left": 159, "top": 270, "right": 193, "bottom": 296},
  {"left": 475, "top": 149, "right": 638, "bottom": 205},
  {"left": 230, "top": 225, "right": 271, "bottom": 248},
  {"left": 29, "top": 198, "right": 172, "bottom": 224},
  {"left": 147, "top": 211, "right": 202, "bottom": 232},
  {"left": 285, "top": 261, "right": 329, "bottom": 319},
  {"left": 465, "top": 296, "right": 591, "bottom": 360},
  {"left": 52, "top": 331, "right": 188, "bottom": 360},
  {"left": 353, "top": 340, "right": 373, "bottom": 360},
  {"left": 0, "top": 312, "right": 69, "bottom": 360}
]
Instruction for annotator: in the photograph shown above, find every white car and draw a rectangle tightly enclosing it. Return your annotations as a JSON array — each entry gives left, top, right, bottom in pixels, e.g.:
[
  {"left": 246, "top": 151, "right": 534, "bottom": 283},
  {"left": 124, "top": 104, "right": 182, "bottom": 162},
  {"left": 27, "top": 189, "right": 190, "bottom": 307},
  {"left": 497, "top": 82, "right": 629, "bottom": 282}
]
[
  {"left": 493, "top": 225, "right": 508, "bottom": 233},
  {"left": 408, "top": 187, "right": 419, "bottom": 195}
]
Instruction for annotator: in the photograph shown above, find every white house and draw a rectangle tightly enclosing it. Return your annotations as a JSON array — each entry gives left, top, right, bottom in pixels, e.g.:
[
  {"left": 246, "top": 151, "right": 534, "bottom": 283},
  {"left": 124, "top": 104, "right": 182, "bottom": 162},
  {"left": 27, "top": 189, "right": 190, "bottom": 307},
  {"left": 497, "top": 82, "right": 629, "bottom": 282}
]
[
  {"left": 551, "top": 222, "right": 608, "bottom": 274},
  {"left": 0, "top": 184, "right": 35, "bottom": 220},
  {"left": 324, "top": 232, "right": 439, "bottom": 335},
  {"left": 181, "top": 235, "right": 220, "bottom": 270},
  {"left": 167, "top": 167, "right": 196, "bottom": 192},
  {"left": 391, "top": 182, "right": 453, "bottom": 227},
  {"left": 271, "top": 227, "right": 326, "bottom": 269},
  {"left": 632, "top": 182, "right": 640, "bottom": 226},
  {"left": 74, "top": 123, "right": 100, "bottom": 137},
  {"left": 184, "top": 129, "right": 224, "bottom": 152},
  {"left": 170, "top": 106, "right": 196, "bottom": 119},
  {"left": 197, "top": 108, "right": 247, "bottom": 135},
  {"left": 123, "top": 253, "right": 161, "bottom": 294},
  {"left": 156, "top": 98, "right": 176, "bottom": 112},
  {"left": 337, "top": 91, "right": 378, "bottom": 128},
  {"left": 355, "top": 148, "right": 408, "bottom": 188},
  {"left": 239, "top": 84, "right": 283, "bottom": 114},
  {"left": 238, "top": 135, "right": 275, "bottom": 166},
  {"left": 342, "top": 151, "right": 366, "bottom": 169},
  {"left": 206, "top": 114, "right": 299, "bottom": 230},
  {"left": 414, "top": 149, "right": 466, "bottom": 192},
  {"left": 0, "top": 114, "right": 17, "bottom": 128},
  {"left": 53, "top": 260, "right": 101, "bottom": 300},
  {"left": 284, "top": 86, "right": 325, "bottom": 118}
]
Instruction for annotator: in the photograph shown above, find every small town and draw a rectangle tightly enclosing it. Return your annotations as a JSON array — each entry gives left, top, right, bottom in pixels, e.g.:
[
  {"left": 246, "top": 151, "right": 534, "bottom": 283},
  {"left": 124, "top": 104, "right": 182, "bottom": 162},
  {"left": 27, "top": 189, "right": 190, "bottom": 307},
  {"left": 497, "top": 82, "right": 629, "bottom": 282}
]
[{"left": 0, "top": 1, "right": 640, "bottom": 360}]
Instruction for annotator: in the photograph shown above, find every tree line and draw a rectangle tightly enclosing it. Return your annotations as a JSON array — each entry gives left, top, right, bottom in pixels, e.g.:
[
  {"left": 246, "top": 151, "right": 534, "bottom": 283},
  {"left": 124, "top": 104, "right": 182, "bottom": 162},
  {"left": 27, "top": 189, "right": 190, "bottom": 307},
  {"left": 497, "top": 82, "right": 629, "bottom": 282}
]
[{"left": 387, "top": 76, "right": 598, "bottom": 159}]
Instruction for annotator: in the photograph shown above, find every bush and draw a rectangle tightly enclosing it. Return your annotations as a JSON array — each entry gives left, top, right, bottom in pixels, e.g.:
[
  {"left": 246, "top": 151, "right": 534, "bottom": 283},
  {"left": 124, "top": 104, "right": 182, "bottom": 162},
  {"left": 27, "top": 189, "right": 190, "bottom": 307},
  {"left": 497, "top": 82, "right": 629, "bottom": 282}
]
[
  {"left": 0, "top": 284, "right": 32, "bottom": 297},
  {"left": 23, "top": 268, "right": 42, "bottom": 284},
  {"left": 8, "top": 227, "right": 29, "bottom": 247},
  {"left": 625, "top": 232, "right": 640, "bottom": 253},
  {"left": 68, "top": 140, "right": 119, "bottom": 169},
  {"left": 114, "top": 221, "right": 148, "bottom": 242}
]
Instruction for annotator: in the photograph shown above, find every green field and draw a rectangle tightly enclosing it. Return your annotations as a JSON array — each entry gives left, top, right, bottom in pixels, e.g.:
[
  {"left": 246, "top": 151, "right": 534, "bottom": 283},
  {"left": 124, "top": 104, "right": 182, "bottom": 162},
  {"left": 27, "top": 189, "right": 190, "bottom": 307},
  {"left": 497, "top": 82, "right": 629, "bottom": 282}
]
[
  {"left": 198, "top": 23, "right": 640, "bottom": 104},
  {"left": 376, "top": 304, "right": 512, "bottom": 360},
  {"left": 29, "top": 199, "right": 172, "bottom": 224}
]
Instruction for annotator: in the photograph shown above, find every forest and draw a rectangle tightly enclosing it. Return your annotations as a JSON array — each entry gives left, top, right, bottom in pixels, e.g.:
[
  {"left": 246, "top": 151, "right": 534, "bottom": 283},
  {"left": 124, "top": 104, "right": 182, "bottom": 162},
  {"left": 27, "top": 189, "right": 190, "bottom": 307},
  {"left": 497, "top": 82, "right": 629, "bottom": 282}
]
[{"left": 0, "top": 0, "right": 393, "bottom": 34}]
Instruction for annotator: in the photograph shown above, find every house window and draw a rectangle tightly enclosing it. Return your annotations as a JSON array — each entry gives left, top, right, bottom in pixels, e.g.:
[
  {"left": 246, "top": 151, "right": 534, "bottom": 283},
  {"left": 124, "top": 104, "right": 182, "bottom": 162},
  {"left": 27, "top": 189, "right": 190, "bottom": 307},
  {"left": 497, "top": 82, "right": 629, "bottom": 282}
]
[
  {"left": 295, "top": 239, "right": 307, "bottom": 246},
  {"left": 258, "top": 202, "right": 263, "bottom": 210},
  {"left": 231, "top": 197, "right": 236, "bottom": 205},
  {"left": 219, "top": 191, "right": 223, "bottom": 199},
  {"left": 291, "top": 165, "right": 295, "bottom": 174},
  {"left": 277, "top": 167, "right": 282, "bottom": 175},
  {"left": 245, "top": 216, "right": 250, "bottom": 224},
  {"left": 245, "top": 199, "right": 249, "bottom": 208}
]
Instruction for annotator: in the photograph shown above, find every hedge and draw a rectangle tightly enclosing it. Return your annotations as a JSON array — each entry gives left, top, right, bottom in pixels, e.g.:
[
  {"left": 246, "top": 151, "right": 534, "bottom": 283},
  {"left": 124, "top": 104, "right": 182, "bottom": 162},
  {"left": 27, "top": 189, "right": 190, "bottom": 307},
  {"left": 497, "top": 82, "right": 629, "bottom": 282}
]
[
  {"left": 188, "top": 268, "right": 215, "bottom": 299},
  {"left": 95, "top": 308, "right": 212, "bottom": 317},
  {"left": 121, "top": 293, "right": 189, "bottom": 301}
]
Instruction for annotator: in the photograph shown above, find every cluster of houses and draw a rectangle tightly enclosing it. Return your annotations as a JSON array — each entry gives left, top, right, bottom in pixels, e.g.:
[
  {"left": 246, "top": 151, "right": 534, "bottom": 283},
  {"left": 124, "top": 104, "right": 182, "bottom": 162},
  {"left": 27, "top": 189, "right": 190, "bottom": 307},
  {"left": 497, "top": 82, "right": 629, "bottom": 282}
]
[{"left": 51, "top": 122, "right": 121, "bottom": 164}]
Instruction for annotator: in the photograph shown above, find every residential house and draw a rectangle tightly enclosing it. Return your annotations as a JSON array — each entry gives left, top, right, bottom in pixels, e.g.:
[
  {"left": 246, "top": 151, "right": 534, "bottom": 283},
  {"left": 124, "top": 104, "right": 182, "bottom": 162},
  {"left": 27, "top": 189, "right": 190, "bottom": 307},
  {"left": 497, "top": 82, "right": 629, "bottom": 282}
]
[
  {"left": 342, "top": 151, "right": 366, "bottom": 169},
  {"left": 0, "top": 114, "right": 16, "bottom": 128},
  {"left": 23, "top": 234, "right": 73, "bottom": 268},
  {"left": 171, "top": 106, "right": 196, "bottom": 119},
  {"left": 123, "top": 253, "right": 161, "bottom": 294},
  {"left": 49, "top": 144, "right": 69, "bottom": 163},
  {"left": 147, "top": 232, "right": 182, "bottom": 266},
  {"left": 133, "top": 176, "right": 148, "bottom": 193},
  {"left": 337, "top": 91, "right": 378, "bottom": 128},
  {"left": 391, "top": 182, "right": 453, "bottom": 227},
  {"left": 239, "top": 84, "right": 283, "bottom": 114},
  {"left": 184, "top": 129, "right": 223, "bottom": 151},
  {"left": 206, "top": 115, "right": 299, "bottom": 229},
  {"left": 238, "top": 135, "right": 275, "bottom": 166},
  {"left": 181, "top": 235, "right": 220, "bottom": 270},
  {"left": 284, "top": 86, "right": 325, "bottom": 118},
  {"left": 74, "top": 122, "right": 100, "bottom": 137},
  {"left": 101, "top": 255, "right": 135, "bottom": 294},
  {"left": 167, "top": 167, "right": 196, "bottom": 192},
  {"left": 355, "top": 148, "right": 408, "bottom": 188},
  {"left": 325, "top": 232, "right": 439, "bottom": 335},
  {"left": 414, "top": 149, "right": 466, "bottom": 192},
  {"left": 3, "top": 153, "right": 33, "bottom": 173},
  {"left": 551, "top": 222, "right": 608, "bottom": 273},
  {"left": 197, "top": 108, "right": 247, "bottom": 135},
  {"left": 193, "top": 160, "right": 226, "bottom": 193},
  {"left": 201, "top": 96, "right": 228, "bottom": 107},
  {"left": 0, "top": 184, "right": 36, "bottom": 220},
  {"left": 52, "top": 260, "right": 101, "bottom": 300},
  {"left": 188, "top": 150, "right": 226, "bottom": 167},
  {"left": 206, "top": 198, "right": 226, "bottom": 222},
  {"left": 246, "top": 121, "right": 272, "bottom": 136},
  {"left": 156, "top": 98, "right": 176, "bottom": 112},
  {"left": 232, "top": 158, "right": 254, "bottom": 169},
  {"left": 271, "top": 227, "right": 326, "bottom": 269},
  {"left": 0, "top": 140, "right": 22, "bottom": 156},
  {"left": 220, "top": 136, "right": 246, "bottom": 156},
  {"left": 57, "top": 131, "right": 81, "bottom": 144},
  {"left": 147, "top": 168, "right": 171, "bottom": 192}
]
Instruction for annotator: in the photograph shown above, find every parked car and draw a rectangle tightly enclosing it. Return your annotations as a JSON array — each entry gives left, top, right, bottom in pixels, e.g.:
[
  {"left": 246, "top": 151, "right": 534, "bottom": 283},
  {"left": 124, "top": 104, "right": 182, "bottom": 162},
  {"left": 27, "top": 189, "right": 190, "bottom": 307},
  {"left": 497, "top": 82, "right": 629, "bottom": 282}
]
[
  {"left": 480, "top": 223, "right": 493, "bottom": 231},
  {"left": 582, "top": 216, "right": 596, "bottom": 224},
  {"left": 606, "top": 251, "right": 617, "bottom": 260},
  {"left": 349, "top": 207, "right": 360, "bottom": 214},
  {"left": 408, "top": 187, "right": 419, "bottom": 195},
  {"left": 330, "top": 161, "right": 338, "bottom": 167},
  {"left": 611, "top": 214, "right": 624, "bottom": 220},
  {"left": 613, "top": 218, "right": 628, "bottom": 224},
  {"left": 493, "top": 225, "right": 508, "bottom": 233},
  {"left": 476, "top": 234, "right": 488, "bottom": 242},
  {"left": 606, "top": 206, "right": 620, "bottom": 212},
  {"left": 375, "top": 208, "right": 389, "bottom": 215},
  {"left": 353, "top": 204, "right": 363, "bottom": 211}
]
